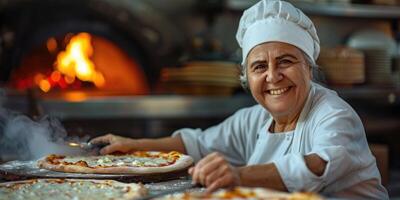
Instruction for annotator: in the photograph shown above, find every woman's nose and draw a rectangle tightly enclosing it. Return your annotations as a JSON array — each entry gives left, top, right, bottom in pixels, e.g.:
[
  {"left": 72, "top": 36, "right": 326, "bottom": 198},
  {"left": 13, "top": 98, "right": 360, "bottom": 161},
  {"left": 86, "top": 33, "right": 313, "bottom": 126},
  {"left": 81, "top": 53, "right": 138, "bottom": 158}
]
[{"left": 265, "top": 68, "right": 283, "bottom": 83}]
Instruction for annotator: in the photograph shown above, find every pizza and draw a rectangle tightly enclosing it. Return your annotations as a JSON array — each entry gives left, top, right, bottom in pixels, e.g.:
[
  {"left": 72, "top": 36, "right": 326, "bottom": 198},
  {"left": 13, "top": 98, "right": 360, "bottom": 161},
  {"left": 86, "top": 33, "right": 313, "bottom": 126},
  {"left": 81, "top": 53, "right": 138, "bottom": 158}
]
[
  {"left": 37, "top": 151, "right": 193, "bottom": 174},
  {"left": 0, "top": 178, "right": 146, "bottom": 200},
  {"left": 157, "top": 187, "right": 323, "bottom": 200}
]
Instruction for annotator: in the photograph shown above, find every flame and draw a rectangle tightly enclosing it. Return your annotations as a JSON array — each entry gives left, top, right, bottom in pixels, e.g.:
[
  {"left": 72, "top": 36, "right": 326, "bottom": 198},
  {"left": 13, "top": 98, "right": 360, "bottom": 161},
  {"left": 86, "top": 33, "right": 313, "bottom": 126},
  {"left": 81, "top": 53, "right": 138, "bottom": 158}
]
[
  {"left": 35, "top": 32, "right": 105, "bottom": 93},
  {"left": 55, "top": 32, "right": 103, "bottom": 83}
]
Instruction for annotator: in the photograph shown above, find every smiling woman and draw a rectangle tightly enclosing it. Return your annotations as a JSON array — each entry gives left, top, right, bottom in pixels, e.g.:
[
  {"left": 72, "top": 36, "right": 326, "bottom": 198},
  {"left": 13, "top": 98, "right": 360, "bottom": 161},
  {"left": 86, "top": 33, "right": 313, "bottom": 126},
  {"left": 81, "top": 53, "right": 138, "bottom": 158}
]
[
  {"left": 89, "top": 0, "right": 389, "bottom": 199},
  {"left": 246, "top": 42, "right": 312, "bottom": 131}
]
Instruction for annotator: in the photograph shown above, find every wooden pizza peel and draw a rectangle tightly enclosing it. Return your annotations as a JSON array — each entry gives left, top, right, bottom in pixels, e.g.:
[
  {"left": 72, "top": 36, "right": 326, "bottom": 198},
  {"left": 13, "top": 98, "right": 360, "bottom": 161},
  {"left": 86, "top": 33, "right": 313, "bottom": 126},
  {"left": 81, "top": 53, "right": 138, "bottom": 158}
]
[{"left": 0, "top": 160, "right": 190, "bottom": 183}]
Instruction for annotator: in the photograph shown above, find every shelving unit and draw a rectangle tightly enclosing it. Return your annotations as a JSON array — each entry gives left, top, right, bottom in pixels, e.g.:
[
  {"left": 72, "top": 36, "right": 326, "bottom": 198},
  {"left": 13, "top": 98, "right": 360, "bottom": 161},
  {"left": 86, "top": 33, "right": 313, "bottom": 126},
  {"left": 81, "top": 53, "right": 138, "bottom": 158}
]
[
  {"left": 228, "top": 1, "right": 400, "bottom": 18},
  {"left": 290, "top": 1, "right": 400, "bottom": 19},
  {"left": 290, "top": 1, "right": 400, "bottom": 106},
  {"left": 292, "top": 1, "right": 400, "bottom": 46}
]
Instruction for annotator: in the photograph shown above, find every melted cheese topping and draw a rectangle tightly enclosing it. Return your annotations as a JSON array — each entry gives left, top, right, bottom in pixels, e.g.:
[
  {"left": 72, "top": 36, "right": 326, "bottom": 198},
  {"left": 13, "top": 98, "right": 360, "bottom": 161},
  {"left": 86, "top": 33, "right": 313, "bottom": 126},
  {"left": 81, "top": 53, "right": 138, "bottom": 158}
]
[
  {"left": 0, "top": 179, "right": 142, "bottom": 200},
  {"left": 56, "top": 152, "right": 179, "bottom": 168}
]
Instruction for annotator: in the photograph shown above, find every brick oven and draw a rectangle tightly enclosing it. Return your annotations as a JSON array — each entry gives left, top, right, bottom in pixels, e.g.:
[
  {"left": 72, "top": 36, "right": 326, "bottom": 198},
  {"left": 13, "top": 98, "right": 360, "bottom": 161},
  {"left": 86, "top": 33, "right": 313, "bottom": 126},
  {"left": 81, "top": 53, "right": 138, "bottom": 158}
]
[{"left": 0, "top": 0, "right": 185, "bottom": 95}]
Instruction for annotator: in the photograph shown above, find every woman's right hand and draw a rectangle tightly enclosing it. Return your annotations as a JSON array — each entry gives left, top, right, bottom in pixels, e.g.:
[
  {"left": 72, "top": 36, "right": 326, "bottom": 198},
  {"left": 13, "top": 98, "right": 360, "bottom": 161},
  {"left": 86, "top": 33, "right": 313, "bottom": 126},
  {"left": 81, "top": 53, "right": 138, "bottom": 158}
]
[{"left": 89, "top": 134, "right": 136, "bottom": 155}]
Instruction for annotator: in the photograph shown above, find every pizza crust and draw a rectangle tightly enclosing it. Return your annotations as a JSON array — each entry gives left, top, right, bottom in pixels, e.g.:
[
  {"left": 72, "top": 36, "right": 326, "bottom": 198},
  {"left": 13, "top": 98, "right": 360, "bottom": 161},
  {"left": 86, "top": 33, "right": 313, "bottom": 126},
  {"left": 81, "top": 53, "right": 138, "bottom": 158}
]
[{"left": 37, "top": 153, "right": 194, "bottom": 174}]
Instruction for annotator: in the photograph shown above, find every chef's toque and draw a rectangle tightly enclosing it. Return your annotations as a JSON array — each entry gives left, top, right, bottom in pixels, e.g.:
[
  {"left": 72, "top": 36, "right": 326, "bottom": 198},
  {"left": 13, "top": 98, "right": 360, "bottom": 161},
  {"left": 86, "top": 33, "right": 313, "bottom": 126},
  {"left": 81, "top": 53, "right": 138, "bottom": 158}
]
[{"left": 236, "top": 0, "right": 320, "bottom": 65}]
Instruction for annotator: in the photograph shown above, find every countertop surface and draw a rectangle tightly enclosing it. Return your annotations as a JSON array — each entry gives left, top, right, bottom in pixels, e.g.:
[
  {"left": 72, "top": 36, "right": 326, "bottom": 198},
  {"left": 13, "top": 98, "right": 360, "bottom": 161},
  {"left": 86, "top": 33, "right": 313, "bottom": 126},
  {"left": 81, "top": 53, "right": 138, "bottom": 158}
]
[{"left": 0, "top": 160, "right": 204, "bottom": 196}]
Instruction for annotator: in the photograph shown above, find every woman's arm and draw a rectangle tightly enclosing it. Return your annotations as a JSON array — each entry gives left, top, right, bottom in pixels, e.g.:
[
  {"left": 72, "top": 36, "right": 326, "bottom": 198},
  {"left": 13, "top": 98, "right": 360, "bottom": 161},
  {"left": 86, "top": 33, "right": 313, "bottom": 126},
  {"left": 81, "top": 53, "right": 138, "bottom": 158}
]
[
  {"left": 239, "top": 163, "right": 286, "bottom": 191},
  {"left": 190, "top": 152, "right": 326, "bottom": 193},
  {"left": 239, "top": 153, "right": 326, "bottom": 191},
  {"left": 90, "top": 134, "right": 186, "bottom": 154}
]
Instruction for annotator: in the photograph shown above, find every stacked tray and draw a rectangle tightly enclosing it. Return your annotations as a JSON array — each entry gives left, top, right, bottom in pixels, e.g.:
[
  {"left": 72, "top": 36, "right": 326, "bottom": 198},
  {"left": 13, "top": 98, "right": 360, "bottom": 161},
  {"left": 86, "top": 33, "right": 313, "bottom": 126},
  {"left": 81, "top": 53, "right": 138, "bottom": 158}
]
[
  {"left": 161, "top": 61, "right": 241, "bottom": 96},
  {"left": 317, "top": 47, "right": 365, "bottom": 85}
]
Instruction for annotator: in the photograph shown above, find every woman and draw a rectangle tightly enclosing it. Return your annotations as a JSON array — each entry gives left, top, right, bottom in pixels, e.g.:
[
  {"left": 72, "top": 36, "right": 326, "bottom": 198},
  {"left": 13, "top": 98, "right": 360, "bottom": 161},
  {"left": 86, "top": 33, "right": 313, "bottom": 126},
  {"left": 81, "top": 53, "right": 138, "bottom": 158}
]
[{"left": 91, "top": 0, "right": 388, "bottom": 199}]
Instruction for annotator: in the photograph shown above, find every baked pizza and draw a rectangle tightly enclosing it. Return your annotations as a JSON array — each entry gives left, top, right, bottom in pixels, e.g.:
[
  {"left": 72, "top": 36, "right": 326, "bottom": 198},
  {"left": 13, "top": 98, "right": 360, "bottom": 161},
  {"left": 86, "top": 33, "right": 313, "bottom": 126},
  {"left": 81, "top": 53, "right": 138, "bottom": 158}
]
[
  {"left": 37, "top": 151, "right": 193, "bottom": 174},
  {"left": 0, "top": 178, "right": 146, "bottom": 200},
  {"left": 157, "top": 187, "right": 323, "bottom": 200}
]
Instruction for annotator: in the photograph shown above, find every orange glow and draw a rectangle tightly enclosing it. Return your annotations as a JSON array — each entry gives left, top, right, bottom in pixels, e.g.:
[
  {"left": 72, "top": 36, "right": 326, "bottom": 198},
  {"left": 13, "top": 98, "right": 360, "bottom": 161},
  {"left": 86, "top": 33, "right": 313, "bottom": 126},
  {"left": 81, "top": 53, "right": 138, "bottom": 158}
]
[
  {"left": 34, "top": 73, "right": 45, "bottom": 85},
  {"left": 64, "top": 75, "right": 75, "bottom": 84},
  {"left": 39, "top": 79, "right": 51, "bottom": 92},
  {"left": 46, "top": 37, "right": 58, "bottom": 53},
  {"left": 50, "top": 71, "right": 61, "bottom": 82},
  {"left": 63, "top": 91, "right": 88, "bottom": 102},
  {"left": 54, "top": 32, "right": 104, "bottom": 86},
  {"left": 93, "top": 71, "right": 105, "bottom": 87}
]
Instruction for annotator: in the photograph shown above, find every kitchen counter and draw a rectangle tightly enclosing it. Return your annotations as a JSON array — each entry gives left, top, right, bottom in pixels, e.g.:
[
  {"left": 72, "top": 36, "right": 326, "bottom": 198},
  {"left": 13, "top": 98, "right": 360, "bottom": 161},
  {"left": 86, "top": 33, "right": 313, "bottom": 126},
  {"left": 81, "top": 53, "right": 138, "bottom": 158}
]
[{"left": 0, "top": 160, "right": 204, "bottom": 197}]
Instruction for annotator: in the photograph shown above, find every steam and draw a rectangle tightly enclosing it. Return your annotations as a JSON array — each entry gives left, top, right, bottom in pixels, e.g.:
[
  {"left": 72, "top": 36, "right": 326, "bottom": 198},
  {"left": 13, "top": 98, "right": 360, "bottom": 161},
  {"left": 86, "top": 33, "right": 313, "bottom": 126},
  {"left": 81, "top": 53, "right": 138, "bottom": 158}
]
[{"left": 0, "top": 90, "right": 89, "bottom": 161}]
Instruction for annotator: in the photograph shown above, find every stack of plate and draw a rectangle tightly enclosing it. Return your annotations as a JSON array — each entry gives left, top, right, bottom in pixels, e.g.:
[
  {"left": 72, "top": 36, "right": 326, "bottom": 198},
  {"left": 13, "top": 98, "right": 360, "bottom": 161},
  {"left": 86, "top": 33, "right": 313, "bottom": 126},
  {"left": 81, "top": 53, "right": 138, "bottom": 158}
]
[
  {"left": 317, "top": 47, "right": 365, "bottom": 85},
  {"left": 161, "top": 61, "right": 241, "bottom": 96},
  {"left": 346, "top": 29, "right": 397, "bottom": 86},
  {"left": 363, "top": 49, "right": 393, "bottom": 85}
]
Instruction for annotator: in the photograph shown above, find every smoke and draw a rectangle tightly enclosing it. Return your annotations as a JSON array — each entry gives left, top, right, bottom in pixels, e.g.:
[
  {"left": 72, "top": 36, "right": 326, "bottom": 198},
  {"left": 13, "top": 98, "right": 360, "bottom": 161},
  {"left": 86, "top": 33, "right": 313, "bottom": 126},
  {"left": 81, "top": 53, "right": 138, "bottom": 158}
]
[{"left": 0, "top": 90, "right": 89, "bottom": 161}]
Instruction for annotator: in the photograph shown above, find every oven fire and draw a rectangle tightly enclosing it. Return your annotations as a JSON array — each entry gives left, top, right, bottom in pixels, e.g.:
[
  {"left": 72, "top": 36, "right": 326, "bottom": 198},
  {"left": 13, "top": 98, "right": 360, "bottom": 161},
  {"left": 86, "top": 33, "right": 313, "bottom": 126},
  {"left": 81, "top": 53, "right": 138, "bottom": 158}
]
[
  {"left": 8, "top": 32, "right": 150, "bottom": 96},
  {"left": 36, "top": 32, "right": 105, "bottom": 93}
]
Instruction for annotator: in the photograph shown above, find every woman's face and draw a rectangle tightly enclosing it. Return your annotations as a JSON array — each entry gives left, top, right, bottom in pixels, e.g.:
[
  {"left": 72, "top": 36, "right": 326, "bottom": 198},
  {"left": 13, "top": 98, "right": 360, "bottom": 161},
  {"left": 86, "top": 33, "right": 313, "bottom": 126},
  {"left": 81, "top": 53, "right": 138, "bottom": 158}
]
[{"left": 246, "top": 42, "right": 311, "bottom": 119}]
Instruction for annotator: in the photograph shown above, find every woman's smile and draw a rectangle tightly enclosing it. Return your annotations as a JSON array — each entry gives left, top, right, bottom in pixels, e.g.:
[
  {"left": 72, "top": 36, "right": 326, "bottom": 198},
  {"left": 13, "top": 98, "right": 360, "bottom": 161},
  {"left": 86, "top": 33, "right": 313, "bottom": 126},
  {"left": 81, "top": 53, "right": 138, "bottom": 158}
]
[{"left": 266, "top": 86, "right": 292, "bottom": 96}]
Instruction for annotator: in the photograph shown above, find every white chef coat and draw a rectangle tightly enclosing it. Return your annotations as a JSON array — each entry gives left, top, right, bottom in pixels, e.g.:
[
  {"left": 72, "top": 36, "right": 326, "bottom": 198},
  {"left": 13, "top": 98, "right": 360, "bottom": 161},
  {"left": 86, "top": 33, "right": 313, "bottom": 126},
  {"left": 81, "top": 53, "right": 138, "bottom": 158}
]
[{"left": 173, "top": 82, "right": 389, "bottom": 199}]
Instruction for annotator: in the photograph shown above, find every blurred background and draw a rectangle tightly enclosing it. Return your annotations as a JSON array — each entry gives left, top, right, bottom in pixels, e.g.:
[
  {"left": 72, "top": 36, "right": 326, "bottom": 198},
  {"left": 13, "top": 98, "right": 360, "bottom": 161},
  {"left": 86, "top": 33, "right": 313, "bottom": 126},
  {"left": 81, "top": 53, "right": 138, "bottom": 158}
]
[{"left": 0, "top": 0, "right": 399, "bottom": 196}]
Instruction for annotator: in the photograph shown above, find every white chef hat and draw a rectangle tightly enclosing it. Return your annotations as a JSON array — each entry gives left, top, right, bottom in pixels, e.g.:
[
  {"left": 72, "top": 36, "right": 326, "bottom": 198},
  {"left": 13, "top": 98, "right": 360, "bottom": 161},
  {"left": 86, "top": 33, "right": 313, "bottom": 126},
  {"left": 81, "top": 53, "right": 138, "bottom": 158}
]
[{"left": 236, "top": 0, "right": 320, "bottom": 66}]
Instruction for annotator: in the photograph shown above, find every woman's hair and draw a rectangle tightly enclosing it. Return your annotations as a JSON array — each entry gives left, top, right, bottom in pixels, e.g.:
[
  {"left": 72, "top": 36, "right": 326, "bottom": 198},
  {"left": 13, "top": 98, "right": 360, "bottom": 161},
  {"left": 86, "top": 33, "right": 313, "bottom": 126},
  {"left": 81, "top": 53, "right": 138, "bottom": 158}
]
[{"left": 238, "top": 50, "right": 326, "bottom": 91}]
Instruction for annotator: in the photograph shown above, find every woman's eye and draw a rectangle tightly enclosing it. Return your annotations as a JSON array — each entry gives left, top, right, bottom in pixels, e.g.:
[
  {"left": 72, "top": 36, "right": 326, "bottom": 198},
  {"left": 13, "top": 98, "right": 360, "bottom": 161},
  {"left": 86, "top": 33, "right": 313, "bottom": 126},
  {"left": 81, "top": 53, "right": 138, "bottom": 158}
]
[
  {"left": 253, "top": 64, "right": 266, "bottom": 72},
  {"left": 278, "top": 59, "right": 293, "bottom": 67}
]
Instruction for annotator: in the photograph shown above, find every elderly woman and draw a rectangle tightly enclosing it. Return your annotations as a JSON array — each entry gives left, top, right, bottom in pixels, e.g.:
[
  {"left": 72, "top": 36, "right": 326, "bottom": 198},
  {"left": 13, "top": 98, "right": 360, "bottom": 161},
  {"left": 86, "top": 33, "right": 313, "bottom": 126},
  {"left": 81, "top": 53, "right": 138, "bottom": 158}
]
[{"left": 91, "top": 0, "right": 388, "bottom": 199}]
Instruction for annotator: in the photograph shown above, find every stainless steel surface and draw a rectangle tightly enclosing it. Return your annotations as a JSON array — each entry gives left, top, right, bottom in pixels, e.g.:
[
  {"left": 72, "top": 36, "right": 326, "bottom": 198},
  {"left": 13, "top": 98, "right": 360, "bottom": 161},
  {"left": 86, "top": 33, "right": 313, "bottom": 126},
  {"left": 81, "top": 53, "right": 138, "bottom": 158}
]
[
  {"left": 0, "top": 160, "right": 203, "bottom": 197},
  {"left": 32, "top": 88, "right": 400, "bottom": 121},
  {"left": 67, "top": 142, "right": 92, "bottom": 150},
  {"left": 37, "top": 95, "right": 256, "bottom": 120}
]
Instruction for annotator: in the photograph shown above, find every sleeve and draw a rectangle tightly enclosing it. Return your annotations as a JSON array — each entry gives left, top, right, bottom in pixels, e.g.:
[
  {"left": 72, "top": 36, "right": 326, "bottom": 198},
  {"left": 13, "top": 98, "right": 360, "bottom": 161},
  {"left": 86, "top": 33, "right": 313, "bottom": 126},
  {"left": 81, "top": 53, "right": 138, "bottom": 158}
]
[
  {"left": 172, "top": 106, "right": 263, "bottom": 166},
  {"left": 273, "top": 108, "right": 371, "bottom": 192}
]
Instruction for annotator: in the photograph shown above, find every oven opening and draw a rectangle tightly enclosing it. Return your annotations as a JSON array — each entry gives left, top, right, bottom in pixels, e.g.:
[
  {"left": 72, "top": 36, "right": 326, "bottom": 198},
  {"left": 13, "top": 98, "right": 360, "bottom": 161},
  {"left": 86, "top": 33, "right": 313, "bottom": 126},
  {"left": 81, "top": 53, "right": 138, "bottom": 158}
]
[{"left": 8, "top": 32, "right": 150, "bottom": 99}]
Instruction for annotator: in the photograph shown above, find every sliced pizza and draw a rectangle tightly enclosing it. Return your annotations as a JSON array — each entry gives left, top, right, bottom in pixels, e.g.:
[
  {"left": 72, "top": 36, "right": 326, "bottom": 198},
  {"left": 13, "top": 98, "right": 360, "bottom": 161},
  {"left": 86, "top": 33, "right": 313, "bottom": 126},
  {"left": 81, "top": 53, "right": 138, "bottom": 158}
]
[
  {"left": 0, "top": 178, "right": 146, "bottom": 200},
  {"left": 37, "top": 151, "right": 193, "bottom": 174}
]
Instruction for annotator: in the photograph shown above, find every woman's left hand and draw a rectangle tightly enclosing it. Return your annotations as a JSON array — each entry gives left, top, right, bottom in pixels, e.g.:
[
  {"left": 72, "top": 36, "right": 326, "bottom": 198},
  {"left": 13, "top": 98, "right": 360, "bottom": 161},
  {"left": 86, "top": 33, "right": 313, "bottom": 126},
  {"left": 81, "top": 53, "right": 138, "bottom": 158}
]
[{"left": 188, "top": 152, "right": 241, "bottom": 193}]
